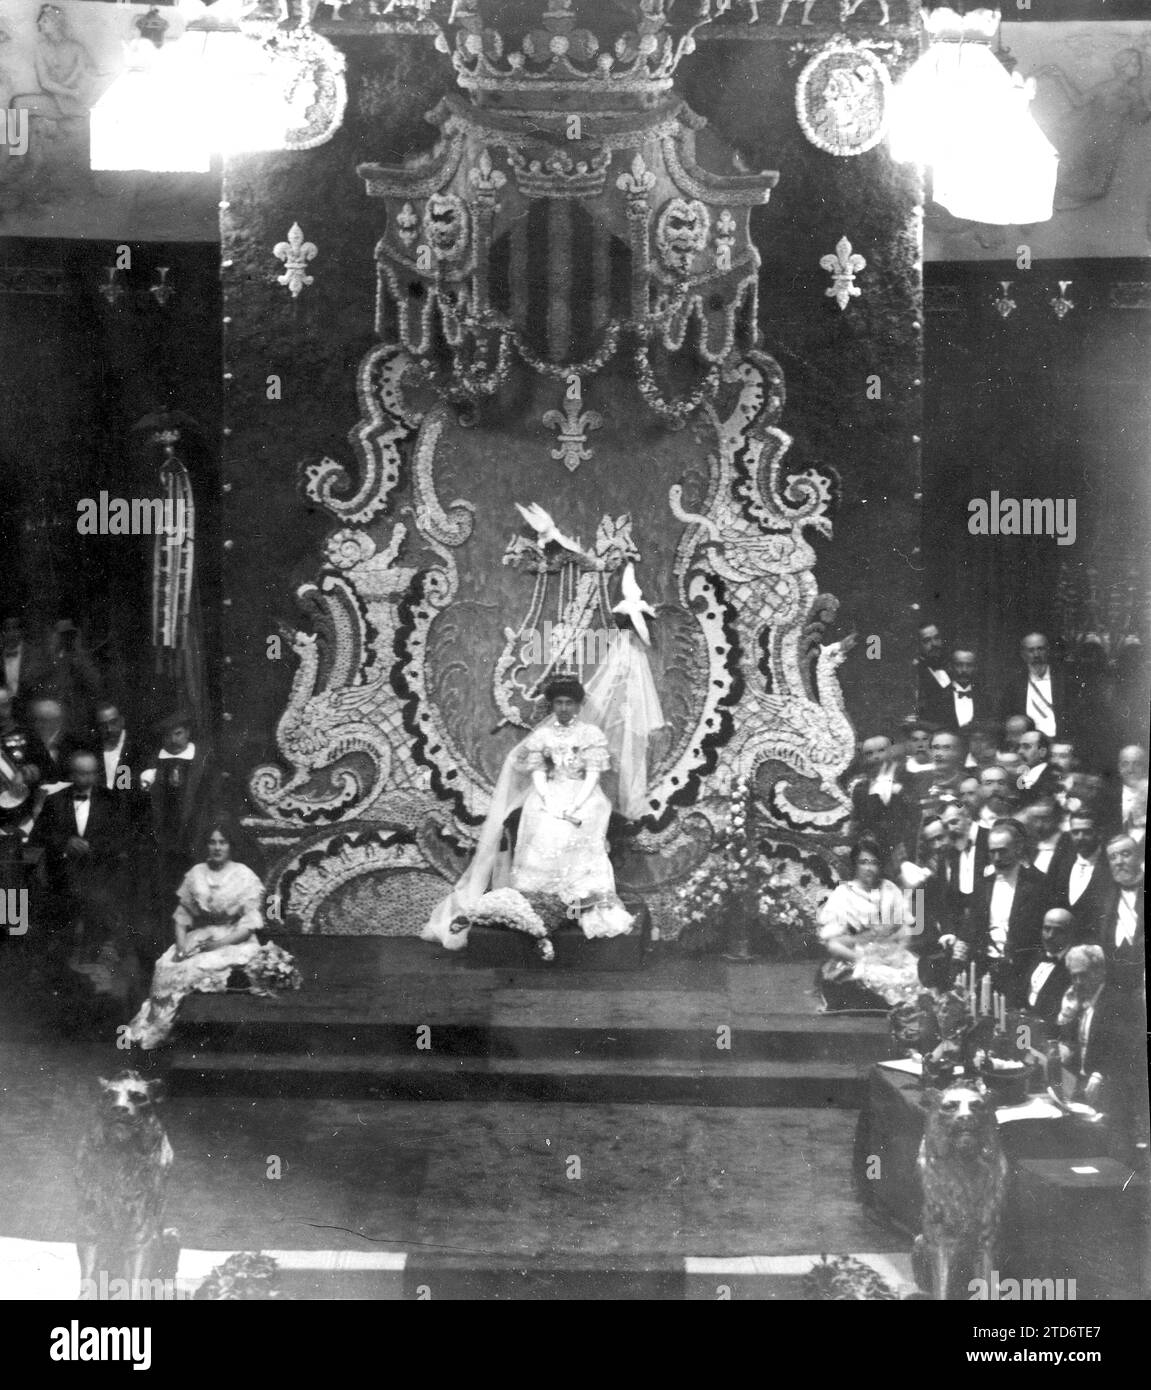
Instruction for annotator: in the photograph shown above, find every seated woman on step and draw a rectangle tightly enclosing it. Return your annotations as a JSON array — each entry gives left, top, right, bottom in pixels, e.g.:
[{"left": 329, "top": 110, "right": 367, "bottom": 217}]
[
  {"left": 816, "top": 837, "right": 919, "bottom": 1012},
  {"left": 126, "top": 821, "right": 298, "bottom": 1049}
]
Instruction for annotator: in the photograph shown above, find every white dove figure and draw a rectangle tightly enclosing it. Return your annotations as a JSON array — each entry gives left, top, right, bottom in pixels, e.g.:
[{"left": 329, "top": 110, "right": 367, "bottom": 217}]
[
  {"left": 612, "top": 562, "right": 657, "bottom": 646},
  {"left": 514, "top": 502, "right": 581, "bottom": 554}
]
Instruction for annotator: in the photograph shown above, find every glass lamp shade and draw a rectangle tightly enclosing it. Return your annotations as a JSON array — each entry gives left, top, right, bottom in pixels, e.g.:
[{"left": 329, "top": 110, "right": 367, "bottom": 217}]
[
  {"left": 91, "top": 23, "right": 286, "bottom": 173},
  {"left": 888, "top": 7, "right": 1058, "bottom": 226},
  {"left": 91, "top": 42, "right": 210, "bottom": 173}
]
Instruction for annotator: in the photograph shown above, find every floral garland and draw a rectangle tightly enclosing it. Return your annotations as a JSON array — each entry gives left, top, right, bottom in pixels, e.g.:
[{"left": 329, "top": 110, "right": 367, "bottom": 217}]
[
  {"left": 634, "top": 343, "right": 721, "bottom": 427},
  {"left": 513, "top": 323, "right": 622, "bottom": 379},
  {"left": 449, "top": 887, "right": 566, "bottom": 961},
  {"left": 418, "top": 330, "right": 513, "bottom": 402}
]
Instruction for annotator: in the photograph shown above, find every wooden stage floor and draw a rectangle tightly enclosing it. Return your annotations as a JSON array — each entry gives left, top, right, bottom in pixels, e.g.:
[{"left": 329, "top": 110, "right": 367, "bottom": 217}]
[{"left": 170, "top": 938, "right": 891, "bottom": 1106}]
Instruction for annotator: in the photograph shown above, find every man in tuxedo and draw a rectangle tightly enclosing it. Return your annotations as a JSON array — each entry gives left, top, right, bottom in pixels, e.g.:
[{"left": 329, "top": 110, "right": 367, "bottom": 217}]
[
  {"left": 1051, "top": 811, "right": 1111, "bottom": 939},
  {"left": 1015, "top": 730, "right": 1062, "bottom": 807},
  {"left": 920, "top": 730, "right": 967, "bottom": 812},
  {"left": 1109, "top": 744, "right": 1148, "bottom": 842},
  {"left": 1021, "top": 796, "right": 1072, "bottom": 878},
  {"left": 1019, "top": 908, "right": 1075, "bottom": 1021},
  {"left": 93, "top": 702, "right": 146, "bottom": 796},
  {"left": 22, "top": 698, "right": 93, "bottom": 788},
  {"left": 900, "top": 815, "right": 952, "bottom": 952},
  {"left": 28, "top": 750, "right": 131, "bottom": 976},
  {"left": 1050, "top": 740, "right": 1079, "bottom": 777},
  {"left": 1094, "top": 834, "right": 1145, "bottom": 996},
  {"left": 966, "top": 722, "right": 1000, "bottom": 771},
  {"left": 915, "top": 622, "right": 950, "bottom": 716},
  {"left": 1058, "top": 945, "right": 1148, "bottom": 1163},
  {"left": 939, "top": 799, "right": 990, "bottom": 917},
  {"left": 951, "top": 819, "right": 1052, "bottom": 988},
  {"left": 958, "top": 774, "right": 984, "bottom": 822},
  {"left": 924, "top": 648, "right": 985, "bottom": 734},
  {"left": 850, "top": 734, "right": 916, "bottom": 868},
  {"left": 976, "top": 765, "right": 1019, "bottom": 830},
  {"left": 1002, "top": 714, "right": 1035, "bottom": 753},
  {"left": 999, "top": 632, "right": 1070, "bottom": 742}
]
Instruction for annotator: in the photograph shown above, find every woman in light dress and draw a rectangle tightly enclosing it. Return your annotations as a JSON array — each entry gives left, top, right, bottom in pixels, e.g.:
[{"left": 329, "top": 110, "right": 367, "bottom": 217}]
[
  {"left": 816, "top": 837, "right": 919, "bottom": 1012},
  {"left": 423, "top": 674, "right": 637, "bottom": 947},
  {"left": 127, "top": 822, "right": 296, "bottom": 1048},
  {"left": 505, "top": 675, "right": 631, "bottom": 936}
]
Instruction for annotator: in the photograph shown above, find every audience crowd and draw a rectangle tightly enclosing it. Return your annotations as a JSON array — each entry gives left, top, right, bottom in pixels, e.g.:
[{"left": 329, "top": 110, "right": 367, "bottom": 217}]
[
  {"left": 0, "top": 612, "right": 244, "bottom": 1022},
  {"left": 835, "top": 623, "right": 1147, "bottom": 1166}
]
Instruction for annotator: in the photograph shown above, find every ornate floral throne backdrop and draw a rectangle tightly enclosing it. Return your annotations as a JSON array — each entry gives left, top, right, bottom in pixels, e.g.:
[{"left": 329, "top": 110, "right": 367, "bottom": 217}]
[{"left": 219, "top": 0, "right": 924, "bottom": 936}]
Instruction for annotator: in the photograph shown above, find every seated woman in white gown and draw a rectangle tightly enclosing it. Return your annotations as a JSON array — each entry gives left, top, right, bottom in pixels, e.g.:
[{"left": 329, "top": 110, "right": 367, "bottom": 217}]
[
  {"left": 422, "top": 671, "right": 650, "bottom": 948},
  {"left": 816, "top": 837, "right": 920, "bottom": 1012},
  {"left": 126, "top": 822, "right": 297, "bottom": 1048}
]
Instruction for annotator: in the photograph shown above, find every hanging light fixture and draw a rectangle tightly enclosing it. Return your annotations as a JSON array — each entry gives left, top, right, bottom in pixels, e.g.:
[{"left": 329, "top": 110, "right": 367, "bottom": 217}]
[
  {"left": 887, "top": 5, "right": 1058, "bottom": 226},
  {"left": 90, "top": 1, "right": 285, "bottom": 173}
]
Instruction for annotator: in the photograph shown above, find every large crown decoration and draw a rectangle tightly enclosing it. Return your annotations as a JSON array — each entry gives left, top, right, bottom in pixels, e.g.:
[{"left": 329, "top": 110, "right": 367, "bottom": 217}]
[
  {"left": 431, "top": 0, "right": 715, "bottom": 102},
  {"left": 356, "top": 0, "right": 775, "bottom": 401}
]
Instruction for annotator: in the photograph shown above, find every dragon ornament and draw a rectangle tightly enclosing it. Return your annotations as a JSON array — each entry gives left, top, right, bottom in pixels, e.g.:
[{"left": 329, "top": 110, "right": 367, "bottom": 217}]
[{"left": 668, "top": 351, "right": 856, "bottom": 826}]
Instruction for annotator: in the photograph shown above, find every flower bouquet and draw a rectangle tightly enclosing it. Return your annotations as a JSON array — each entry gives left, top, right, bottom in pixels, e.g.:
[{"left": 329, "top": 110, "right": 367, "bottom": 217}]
[
  {"left": 449, "top": 887, "right": 560, "bottom": 961},
  {"left": 675, "top": 777, "right": 823, "bottom": 960},
  {"left": 193, "top": 1252, "right": 284, "bottom": 1300},
  {"left": 245, "top": 941, "right": 303, "bottom": 997},
  {"left": 802, "top": 1254, "right": 900, "bottom": 1301}
]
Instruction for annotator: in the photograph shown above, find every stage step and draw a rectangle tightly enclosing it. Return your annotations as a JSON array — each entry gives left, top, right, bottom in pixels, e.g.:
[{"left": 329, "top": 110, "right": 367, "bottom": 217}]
[
  {"left": 165, "top": 1049, "right": 867, "bottom": 1107},
  {"left": 170, "top": 1013, "right": 890, "bottom": 1064},
  {"left": 163, "top": 942, "right": 885, "bottom": 1108}
]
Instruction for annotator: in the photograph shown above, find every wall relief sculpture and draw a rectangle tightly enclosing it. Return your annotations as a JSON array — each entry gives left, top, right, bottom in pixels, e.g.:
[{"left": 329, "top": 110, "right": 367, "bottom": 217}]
[{"left": 246, "top": 0, "right": 859, "bottom": 935}]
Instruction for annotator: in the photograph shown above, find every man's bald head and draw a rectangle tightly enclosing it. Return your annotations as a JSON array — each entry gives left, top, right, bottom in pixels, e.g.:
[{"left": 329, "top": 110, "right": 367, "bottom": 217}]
[{"left": 1041, "top": 908, "right": 1074, "bottom": 958}]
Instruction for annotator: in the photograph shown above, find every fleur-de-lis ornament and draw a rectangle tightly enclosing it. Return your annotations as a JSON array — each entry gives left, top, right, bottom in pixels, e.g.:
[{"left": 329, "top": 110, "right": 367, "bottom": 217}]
[
  {"left": 820, "top": 236, "right": 865, "bottom": 311},
  {"left": 542, "top": 395, "right": 604, "bottom": 472},
  {"left": 993, "top": 280, "right": 1016, "bottom": 319},
  {"left": 395, "top": 202, "right": 419, "bottom": 246},
  {"left": 273, "top": 223, "right": 318, "bottom": 299},
  {"left": 149, "top": 266, "right": 175, "bottom": 307},
  {"left": 616, "top": 152, "right": 656, "bottom": 212},
  {"left": 1050, "top": 280, "right": 1074, "bottom": 320},
  {"left": 98, "top": 267, "right": 125, "bottom": 306},
  {"left": 468, "top": 147, "right": 507, "bottom": 205}
]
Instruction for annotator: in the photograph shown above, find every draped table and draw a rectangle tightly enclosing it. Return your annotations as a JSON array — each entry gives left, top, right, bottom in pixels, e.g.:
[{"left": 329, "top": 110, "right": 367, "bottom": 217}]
[{"left": 855, "top": 1063, "right": 1148, "bottom": 1297}]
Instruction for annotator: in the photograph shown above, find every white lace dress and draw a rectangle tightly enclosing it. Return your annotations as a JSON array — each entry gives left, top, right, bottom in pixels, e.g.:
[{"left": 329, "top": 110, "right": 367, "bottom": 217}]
[
  {"left": 511, "top": 720, "right": 633, "bottom": 938},
  {"left": 126, "top": 862, "right": 291, "bottom": 1049}
]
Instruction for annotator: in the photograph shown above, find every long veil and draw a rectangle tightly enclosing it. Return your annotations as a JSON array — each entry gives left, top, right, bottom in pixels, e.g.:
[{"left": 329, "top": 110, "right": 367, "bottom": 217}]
[
  {"left": 582, "top": 630, "right": 666, "bottom": 820},
  {"left": 420, "top": 720, "right": 548, "bottom": 950},
  {"left": 421, "top": 633, "right": 666, "bottom": 948}
]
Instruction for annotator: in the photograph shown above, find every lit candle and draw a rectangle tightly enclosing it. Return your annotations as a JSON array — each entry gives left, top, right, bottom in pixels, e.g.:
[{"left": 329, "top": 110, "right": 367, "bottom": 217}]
[{"left": 980, "top": 974, "right": 991, "bottom": 1016}]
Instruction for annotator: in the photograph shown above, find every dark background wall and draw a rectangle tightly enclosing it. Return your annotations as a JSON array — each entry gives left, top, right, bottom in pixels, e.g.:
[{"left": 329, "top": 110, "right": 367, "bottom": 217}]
[
  {"left": 217, "top": 37, "right": 446, "bottom": 778},
  {"left": 0, "top": 238, "right": 222, "bottom": 730},
  {"left": 923, "top": 258, "right": 1151, "bottom": 690},
  {"left": 681, "top": 35, "right": 923, "bottom": 739}
]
